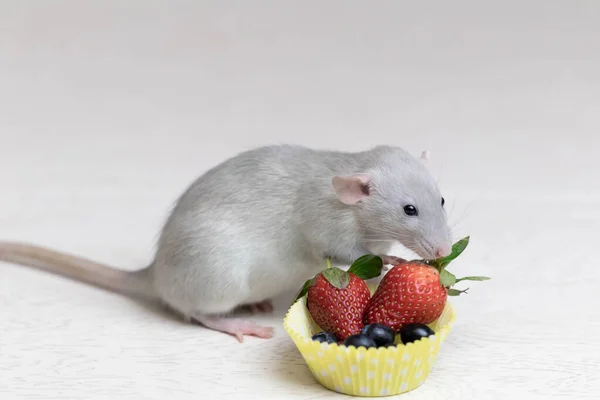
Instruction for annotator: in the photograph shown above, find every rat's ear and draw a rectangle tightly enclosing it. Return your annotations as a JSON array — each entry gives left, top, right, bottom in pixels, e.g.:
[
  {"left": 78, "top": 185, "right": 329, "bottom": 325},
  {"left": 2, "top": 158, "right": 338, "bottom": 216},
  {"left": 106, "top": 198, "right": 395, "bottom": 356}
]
[
  {"left": 420, "top": 150, "right": 430, "bottom": 164},
  {"left": 332, "top": 174, "right": 371, "bottom": 205}
]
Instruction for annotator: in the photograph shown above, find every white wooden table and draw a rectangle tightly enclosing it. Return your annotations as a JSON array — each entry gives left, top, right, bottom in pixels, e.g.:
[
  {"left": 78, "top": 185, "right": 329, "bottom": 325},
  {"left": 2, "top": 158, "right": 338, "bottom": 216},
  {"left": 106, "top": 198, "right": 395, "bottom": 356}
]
[{"left": 1, "top": 2, "right": 599, "bottom": 399}]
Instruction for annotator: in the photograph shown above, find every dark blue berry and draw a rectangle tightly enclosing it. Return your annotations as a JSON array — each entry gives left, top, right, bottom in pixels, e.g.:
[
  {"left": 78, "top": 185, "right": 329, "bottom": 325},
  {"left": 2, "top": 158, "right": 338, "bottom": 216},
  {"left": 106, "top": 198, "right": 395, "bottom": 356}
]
[
  {"left": 312, "top": 331, "right": 338, "bottom": 344},
  {"left": 343, "top": 334, "right": 377, "bottom": 349},
  {"left": 399, "top": 323, "right": 435, "bottom": 344},
  {"left": 360, "top": 323, "right": 395, "bottom": 347}
]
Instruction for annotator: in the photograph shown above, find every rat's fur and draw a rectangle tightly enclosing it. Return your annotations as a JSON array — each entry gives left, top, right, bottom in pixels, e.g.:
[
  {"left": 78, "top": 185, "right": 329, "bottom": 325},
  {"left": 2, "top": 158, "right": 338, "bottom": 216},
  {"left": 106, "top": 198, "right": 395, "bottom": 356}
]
[{"left": 0, "top": 144, "right": 452, "bottom": 341}]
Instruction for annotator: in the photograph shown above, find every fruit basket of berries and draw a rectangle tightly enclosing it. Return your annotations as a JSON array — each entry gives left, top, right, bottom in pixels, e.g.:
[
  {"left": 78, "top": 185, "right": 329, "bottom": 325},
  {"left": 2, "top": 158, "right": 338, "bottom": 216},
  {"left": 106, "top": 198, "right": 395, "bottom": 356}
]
[{"left": 283, "top": 237, "right": 488, "bottom": 397}]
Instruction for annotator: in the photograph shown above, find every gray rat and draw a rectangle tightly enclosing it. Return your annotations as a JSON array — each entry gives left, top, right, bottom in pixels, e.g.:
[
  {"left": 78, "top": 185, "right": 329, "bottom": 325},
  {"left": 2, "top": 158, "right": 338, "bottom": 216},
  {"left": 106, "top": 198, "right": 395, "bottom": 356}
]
[{"left": 0, "top": 144, "right": 452, "bottom": 342}]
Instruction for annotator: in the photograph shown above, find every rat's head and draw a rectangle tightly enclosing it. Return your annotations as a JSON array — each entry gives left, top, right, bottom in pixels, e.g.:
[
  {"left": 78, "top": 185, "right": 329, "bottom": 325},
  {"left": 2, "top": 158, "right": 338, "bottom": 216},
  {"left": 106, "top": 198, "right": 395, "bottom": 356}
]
[{"left": 332, "top": 147, "right": 452, "bottom": 259}]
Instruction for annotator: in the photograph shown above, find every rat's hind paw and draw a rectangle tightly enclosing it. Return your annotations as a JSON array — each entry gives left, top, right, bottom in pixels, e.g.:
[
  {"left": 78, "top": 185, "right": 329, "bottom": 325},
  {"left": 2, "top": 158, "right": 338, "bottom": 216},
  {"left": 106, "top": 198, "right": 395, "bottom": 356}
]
[{"left": 195, "top": 315, "right": 275, "bottom": 342}]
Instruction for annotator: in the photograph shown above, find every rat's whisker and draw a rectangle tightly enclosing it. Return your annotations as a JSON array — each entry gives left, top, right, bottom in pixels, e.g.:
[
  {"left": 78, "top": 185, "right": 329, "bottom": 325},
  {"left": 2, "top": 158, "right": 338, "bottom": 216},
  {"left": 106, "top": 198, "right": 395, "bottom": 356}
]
[
  {"left": 366, "top": 226, "right": 410, "bottom": 237},
  {"left": 363, "top": 229, "right": 402, "bottom": 239},
  {"left": 448, "top": 199, "right": 476, "bottom": 227}
]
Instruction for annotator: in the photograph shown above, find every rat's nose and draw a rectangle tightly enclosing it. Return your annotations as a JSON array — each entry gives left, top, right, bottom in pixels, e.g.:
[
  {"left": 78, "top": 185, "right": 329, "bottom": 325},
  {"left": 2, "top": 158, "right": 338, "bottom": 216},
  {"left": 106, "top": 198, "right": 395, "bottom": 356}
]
[{"left": 435, "top": 246, "right": 451, "bottom": 258}]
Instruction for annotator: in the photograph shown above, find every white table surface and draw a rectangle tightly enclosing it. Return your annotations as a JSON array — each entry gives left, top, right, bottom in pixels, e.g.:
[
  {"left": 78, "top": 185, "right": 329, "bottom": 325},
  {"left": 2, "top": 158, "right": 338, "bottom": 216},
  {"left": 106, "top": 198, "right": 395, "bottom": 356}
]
[{"left": 1, "top": 1, "right": 599, "bottom": 399}]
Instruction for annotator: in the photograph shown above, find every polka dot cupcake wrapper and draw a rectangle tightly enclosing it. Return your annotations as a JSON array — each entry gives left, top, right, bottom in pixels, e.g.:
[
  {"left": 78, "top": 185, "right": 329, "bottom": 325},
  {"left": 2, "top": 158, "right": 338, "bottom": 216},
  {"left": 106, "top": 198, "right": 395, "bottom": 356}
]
[{"left": 283, "top": 284, "right": 456, "bottom": 397}]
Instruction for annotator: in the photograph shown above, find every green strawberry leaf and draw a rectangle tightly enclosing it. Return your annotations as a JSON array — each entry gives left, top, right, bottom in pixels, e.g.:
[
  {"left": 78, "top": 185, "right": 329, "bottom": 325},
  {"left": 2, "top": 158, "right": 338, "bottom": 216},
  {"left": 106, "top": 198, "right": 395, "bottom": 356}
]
[
  {"left": 292, "top": 257, "right": 335, "bottom": 304},
  {"left": 439, "top": 269, "right": 457, "bottom": 288},
  {"left": 347, "top": 254, "right": 384, "bottom": 280},
  {"left": 321, "top": 267, "right": 351, "bottom": 289},
  {"left": 447, "top": 288, "right": 469, "bottom": 296},
  {"left": 435, "top": 236, "right": 470, "bottom": 269},
  {"left": 455, "top": 275, "right": 491, "bottom": 283},
  {"left": 292, "top": 275, "right": 316, "bottom": 303}
]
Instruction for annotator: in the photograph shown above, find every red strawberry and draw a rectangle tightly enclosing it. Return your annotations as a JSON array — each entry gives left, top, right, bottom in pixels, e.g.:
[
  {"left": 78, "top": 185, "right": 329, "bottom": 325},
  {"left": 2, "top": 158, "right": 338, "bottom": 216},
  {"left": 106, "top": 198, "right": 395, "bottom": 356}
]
[
  {"left": 363, "top": 261, "right": 447, "bottom": 330},
  {"left": 363, "top": 236, "right": 489, "bottom": 331},
  {"left": 306, "top": 268, "right": 371, "bottom": 340}
]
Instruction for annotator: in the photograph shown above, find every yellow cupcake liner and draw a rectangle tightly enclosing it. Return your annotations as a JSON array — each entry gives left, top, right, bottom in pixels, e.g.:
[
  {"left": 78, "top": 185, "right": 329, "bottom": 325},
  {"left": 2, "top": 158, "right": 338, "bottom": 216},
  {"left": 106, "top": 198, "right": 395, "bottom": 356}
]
[{"left": 283, "top": 284, "right": 456, "bottom": 397}]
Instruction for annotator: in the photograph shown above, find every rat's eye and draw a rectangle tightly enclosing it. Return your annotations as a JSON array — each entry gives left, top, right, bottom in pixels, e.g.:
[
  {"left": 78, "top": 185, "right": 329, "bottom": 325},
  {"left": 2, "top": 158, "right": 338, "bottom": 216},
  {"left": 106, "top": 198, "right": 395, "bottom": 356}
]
[
  {"left": 404, "top": 205, "right": 418, "bottom": 216},
  {"left": 441, "top": 197, "right": 445, "bottom": 207}
]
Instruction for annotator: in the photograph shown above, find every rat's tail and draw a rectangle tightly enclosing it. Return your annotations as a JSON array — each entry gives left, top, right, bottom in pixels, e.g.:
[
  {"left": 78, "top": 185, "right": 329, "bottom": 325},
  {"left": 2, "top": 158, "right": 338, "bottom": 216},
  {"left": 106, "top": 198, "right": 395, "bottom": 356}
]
[{"left": 0, "top": 241, "right": 157, "bottom": 300}]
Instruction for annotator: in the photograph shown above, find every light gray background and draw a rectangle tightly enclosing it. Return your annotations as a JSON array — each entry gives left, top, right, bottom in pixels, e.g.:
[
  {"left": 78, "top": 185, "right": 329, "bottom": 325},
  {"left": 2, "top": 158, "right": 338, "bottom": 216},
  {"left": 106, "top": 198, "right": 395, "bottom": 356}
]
[{"left": 1, "top": 1, "right": 598, "bottom": 399}]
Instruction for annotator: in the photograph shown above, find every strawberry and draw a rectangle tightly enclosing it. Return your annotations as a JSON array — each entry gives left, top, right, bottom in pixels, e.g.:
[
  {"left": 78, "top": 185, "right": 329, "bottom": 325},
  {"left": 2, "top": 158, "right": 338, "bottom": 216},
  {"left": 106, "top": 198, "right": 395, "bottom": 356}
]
[
  {"left": 363, "top": 236, "right": 489, "bottom": 331},
  {"left": 363, "top": 261, "right": 447, "bottom": 330},
  {"left": 293, "top": 255, "right": 385, "bottom": 341},
  {"left": 306, "top": 269, "right": 371, "bottom": 340}
]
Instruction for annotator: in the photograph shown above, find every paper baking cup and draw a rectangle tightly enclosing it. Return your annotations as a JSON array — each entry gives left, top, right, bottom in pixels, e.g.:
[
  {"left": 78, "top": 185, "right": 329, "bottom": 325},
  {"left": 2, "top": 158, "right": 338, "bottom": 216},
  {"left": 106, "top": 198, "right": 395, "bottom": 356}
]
[{"left": 283, "top": 284, "right": 456, "bottom": 397}]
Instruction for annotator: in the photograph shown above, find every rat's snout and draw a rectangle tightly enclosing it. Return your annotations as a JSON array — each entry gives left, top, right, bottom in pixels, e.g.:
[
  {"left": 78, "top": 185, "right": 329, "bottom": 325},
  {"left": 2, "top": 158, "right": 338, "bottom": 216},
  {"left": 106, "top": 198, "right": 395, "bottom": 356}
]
[{"left": 434, "top": 245, "right": 451, "bottom": 258}]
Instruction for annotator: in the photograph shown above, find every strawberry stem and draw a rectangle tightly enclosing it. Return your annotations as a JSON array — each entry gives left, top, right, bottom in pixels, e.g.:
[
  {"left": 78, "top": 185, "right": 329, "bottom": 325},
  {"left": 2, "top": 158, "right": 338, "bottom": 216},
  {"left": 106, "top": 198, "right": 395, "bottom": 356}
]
[{"left": 325, "top": 257, "right": 332, "bottom": 269}]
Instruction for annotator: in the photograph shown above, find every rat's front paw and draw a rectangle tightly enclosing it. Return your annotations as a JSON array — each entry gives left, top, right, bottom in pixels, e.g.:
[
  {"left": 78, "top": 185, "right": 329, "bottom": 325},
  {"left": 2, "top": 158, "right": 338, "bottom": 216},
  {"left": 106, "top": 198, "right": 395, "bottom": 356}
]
[{"left": 379, "top": 255, "right": 407, "bottom": 267}]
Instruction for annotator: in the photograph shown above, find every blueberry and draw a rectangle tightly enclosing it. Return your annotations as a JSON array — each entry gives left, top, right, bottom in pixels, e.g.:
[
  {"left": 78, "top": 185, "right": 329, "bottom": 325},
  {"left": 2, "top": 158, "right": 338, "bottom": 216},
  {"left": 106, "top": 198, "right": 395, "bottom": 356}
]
[
  {"left": 343, "top": 334, "right": 377, "bottom": 349},
  {"left": 383, "top": 343, "right": 397, "bottom": 348},
  {"left": 360, "top": 323, "right": 395, "bottom": 347},
  {"left": 312, "top": 331, "right": 338, "bottom": 344},
  {"left": 399, "top": 323, "right": 435, "bottom": 344}
]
